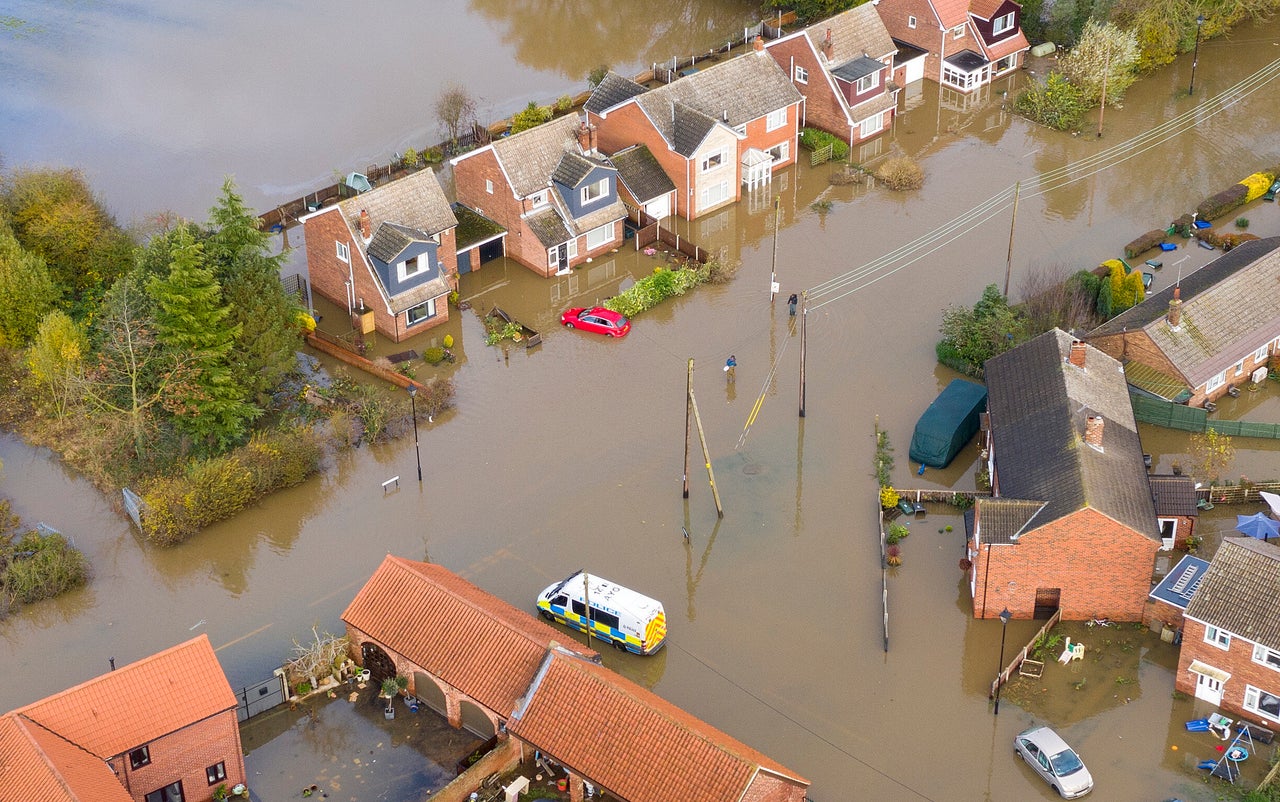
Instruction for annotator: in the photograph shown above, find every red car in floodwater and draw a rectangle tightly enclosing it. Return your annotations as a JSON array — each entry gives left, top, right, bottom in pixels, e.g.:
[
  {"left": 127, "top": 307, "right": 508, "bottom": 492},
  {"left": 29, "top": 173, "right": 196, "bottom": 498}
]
[{"left": 560, "top": 306, "right": 630, "bottom": 338}]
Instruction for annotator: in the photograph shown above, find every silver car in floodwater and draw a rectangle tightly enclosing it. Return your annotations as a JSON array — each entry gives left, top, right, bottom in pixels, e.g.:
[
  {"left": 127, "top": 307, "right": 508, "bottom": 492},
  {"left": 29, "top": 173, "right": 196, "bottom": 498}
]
[{"left": 1014, "top": 725, "right": 1094, "bottom": 798}]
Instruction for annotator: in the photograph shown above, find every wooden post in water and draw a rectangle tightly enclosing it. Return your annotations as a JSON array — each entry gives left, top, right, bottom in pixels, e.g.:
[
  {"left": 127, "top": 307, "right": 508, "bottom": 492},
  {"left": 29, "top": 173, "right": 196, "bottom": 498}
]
[
  {"left": 1002, "top": 182, "right": 1020, "bottom": 299},
  {"left": 798, "top": 291, "right": 808, "bottom": 417},
  {"left": 683, "top": 358, "right": 692, "bottom": 498},
  {"left": 688, "top": 386, "right": 724, "bottom": 517}
]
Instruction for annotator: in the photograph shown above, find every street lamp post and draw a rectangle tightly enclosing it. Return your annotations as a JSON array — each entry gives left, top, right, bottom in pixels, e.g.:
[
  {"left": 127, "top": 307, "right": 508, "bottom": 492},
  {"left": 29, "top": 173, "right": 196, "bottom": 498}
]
[
  {"left": 408, "top": 384, "right": 422, "bottom": 483},
  {"left": 994, "top": 608, "right": 1012, "bottom": 715},
  {"left": 1189, "top": 15, "right": 1205, "bottom": 95}
]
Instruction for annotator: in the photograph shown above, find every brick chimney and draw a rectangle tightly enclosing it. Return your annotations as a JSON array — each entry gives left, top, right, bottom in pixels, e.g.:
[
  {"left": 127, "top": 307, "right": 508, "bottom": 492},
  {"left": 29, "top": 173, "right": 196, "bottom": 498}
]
[
  {"left": 1084, "top": 414, "right": 1105, "bottom": 450},
  {"left": 1068, "top": 340, "right": 1087, "bottom": 368},
  {"left": 754, "top": 35, "right": 764, "bottom": 52},
  {"left": 1167, "top": 286, "right": 1182, "bottom": 329},
  {"left": 358, "top": 209, "right": 371, "bottom": 240},
  {"left": 577, "top": 121, "right": 591, "bottom": 153},
  {"left": 821, "top": 28, "right": 833, "bottom": 59}
]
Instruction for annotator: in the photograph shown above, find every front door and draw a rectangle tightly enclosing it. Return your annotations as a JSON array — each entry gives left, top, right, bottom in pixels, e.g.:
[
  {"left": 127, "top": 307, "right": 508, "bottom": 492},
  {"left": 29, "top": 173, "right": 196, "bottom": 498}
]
[
  {"left": 555, "top": 243, "right": 570, "bottom": 275},
  {"left": 1195, "top": 670, "right": 1225, "bottom": 705}
]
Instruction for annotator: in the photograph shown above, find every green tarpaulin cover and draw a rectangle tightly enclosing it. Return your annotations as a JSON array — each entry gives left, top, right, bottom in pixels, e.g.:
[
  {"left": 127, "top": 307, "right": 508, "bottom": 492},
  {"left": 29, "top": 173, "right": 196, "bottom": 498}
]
[{"left": 909, "top": 379, "right": 988, "bottom": 468}]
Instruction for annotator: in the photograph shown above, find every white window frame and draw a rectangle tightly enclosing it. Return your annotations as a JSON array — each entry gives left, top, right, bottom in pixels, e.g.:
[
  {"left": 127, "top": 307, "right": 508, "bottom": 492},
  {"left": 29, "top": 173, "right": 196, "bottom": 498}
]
[
  {"left": 794, "top": 65, "right": 808, "bottom": 84},
  {"left": 700, "top": 148, "right": 727, "bottom": 173},
  {"left": 566, "top": 239, "right": 578, "bottom": 259},
  {"left": 859, "top": 111, "right": 887, "bottom": 139},
  {"left": 942, "top": 65, "right": 980, "bottom": 91},
  {"left": 397, "top": 254, "right": 428, "bottom": 282},
  {"left": 580, "top": 178, "right": 608, "bottom": 205},
  {"left": 908, "top": 15, "right": 917, "bottom": 29},
  {"left": 1234, "top": 359, "right": 1246, "bottom": 375},
  {"left": 1205, "top": 372, "right": 1226, "bottom": 392},
  {"left": 336, "top": 241, "right": 350, "bottom": 264},
  {"left": 529, "top": 190, "right": 548, "bottom": 209},
  {"left": 952, "top": 25, "right": 965, "bottom": 39},
  {"left": 766, "top": 141, "right": 789, "bottom": 164},
  {"left": 698, "top": 180, "right": 731, "bottom": 211},
  {"left": 485, "top": 179, "right": 494, "bottom": 194},
  {"left": 1254, "top": 643, "right": 1280, "bottom": 672},
  {"left": 766, "top": 108, "right": 787, "bottom": 132},
  {"left": 405, "top": 298, "right": 436, "bottom": 326},
  {"left": 1257, "top": 345, "right": 1271, "bottom": 363},
  {"left": 856, "top": 70, "right": 880, "bottom": 95},
  {"left": 585, "top": 223, "right": 615, "bottom": 250},
  {"left": 1205, "top": 625, "right": 1232, "bottom": 650},
  {"left": 992, "top": 12, "right": 1015, "bottom": 36},
  {"left": 1158, "top": 517, "right": 1177, "bottom": 550},
  {"left": 993, "top": 54, "right": 1018, "bottom": 74},
  {"left": 1245, "top": 685, "right": 1280, "bottom": 723}
]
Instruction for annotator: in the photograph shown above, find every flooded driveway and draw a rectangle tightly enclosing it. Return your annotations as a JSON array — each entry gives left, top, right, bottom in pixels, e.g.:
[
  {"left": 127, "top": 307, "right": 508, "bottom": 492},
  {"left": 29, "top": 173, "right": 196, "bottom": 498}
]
[{"left": 3, "top": 4, "right": 1280, "bottom": 800}]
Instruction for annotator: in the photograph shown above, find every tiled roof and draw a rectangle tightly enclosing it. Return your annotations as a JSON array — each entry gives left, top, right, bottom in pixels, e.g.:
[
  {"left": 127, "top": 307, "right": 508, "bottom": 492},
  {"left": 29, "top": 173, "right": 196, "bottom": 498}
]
[
  {"left": 1149, "top": 554, "right": 1210, "bottom": 610},
  {"left": 13, "top": 635, "right": 235, "bottom": 760},
  {"left": 526, "top": 207, "right": 573, "bottom": 248},
  {"left": 341, "top": 556, "right": 598, "bottom": 716},
  {"left": 366, "top": 222, "right": 424, "bottom": 264},
  {"left": 387, "top": 276, "right": 451, "bottom": 314},
  {"left": 551, "top": 152, "right": 603, "bottom": 189},
  {"left": 509, "top": 650, "right": 808, "bottom": 802},
  {"left": 985, "top": 329, "right": 1159, "bottom": 539},
  {"left": 337, "top": 166, "right": 457, "bottom": 241},
  {"left": 803, "top": 4, "right": 896, "bottom": 63},
  {"left": 848, "top": 91, "right": 899, "bottom": 123},
  {"left": 975, "top": 497, "right": 1047, "bottom": 545},
  {"left": 609, "top": 145, "right": 676, "bottom": 204},
  {"left": 1089, "top": 237, "right": 1280, "bottom": 387},
  {"left": 585, "top": 72, "right": 648, "bottom": 116},
  {"left": 635, "top": 51, "right": 801, "bottom": 155},
  {"left": 670, "top": 103, "right": 721, "bottom": 158},
  {"left": 0, "top": 715, "right": 130, "bottom": 802},
  {"left": 491, "top": 114, "right": 583, "bottom": 199},
  {"left": 969, "top": 0, "right": 1006, "bottom": 18},
  {"left": 1185, "top": 538, "right": 1280, "bottom": 651},
  {"left": 1150, "top": 475, "right": 1199, "bottom": 517},
  {"left": 985, "top": 29, "right": 1030, "bottom": 60},
  {"left": 933, "top": 0, "right": 972, "bottom": 26}
]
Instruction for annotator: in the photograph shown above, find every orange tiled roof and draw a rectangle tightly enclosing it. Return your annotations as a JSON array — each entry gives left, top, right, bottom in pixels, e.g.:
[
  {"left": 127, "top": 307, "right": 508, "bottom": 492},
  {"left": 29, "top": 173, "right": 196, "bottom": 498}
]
[
  {"left": 0, "top": 715, "right": 131, "bottom": 802},
  {"left": 342, "top": 556, "right": 598, "bottom": 715},
  {"left": 932, "top": 0, "right": 971, "bottom": 26},
  {"left": 969, "top": 0, "right": 1007, "bottom": 18},
  {"left": 984, "top": 29, "right": 1030, "bottom": 59},
  {"left": 508, "top": 650, "right": 809, "bottom": 802},
  {"left": 14, "top": 635, "right": 236, "bottom": 760}
]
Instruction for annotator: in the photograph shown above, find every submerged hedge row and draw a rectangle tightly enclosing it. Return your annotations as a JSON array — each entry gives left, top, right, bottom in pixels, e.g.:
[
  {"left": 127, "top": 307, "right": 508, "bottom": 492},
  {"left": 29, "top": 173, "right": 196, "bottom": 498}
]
[{"left": 140, "top": 427, "right": 324, "bottom": 545}]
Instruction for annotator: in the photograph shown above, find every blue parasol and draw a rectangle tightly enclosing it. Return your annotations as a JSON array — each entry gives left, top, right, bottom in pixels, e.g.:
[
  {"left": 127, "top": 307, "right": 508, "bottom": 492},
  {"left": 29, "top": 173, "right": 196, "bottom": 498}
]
[{"left": 1236, "top": 513, "right": 1280, "bottom": 541}]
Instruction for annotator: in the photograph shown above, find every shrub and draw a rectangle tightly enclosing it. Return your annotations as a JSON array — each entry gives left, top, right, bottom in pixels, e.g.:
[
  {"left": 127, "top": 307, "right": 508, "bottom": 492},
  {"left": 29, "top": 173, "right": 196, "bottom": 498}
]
[
  {"left": 886, "top": 522, "right": 909, "bottom": 544},
  {"left": 401, "top": 147, "right": 419, "bottom": 168},
  {"left": 1239, "top": 172, "right": 1274, "bottom": 203},
  {"left": 1013, "top": 73, "right": 1085, "bottom": 130},
  {"left": 798, "top": 128, "right": 849, "bottom": 160},
  {"left": 371, "top": 356, "right": 394, "bottom": 372},
  {"left": 511, "top": 101, "right": 553, "bottom": 134},
  {"left": 1236, "top": 217, "right": 1250, "bottom": 229},
  {"left": 876, "top": 156, "right": 924, "bottom": 191},
  {"left": 294, "top": 681, "right": 312, "bottom": 696},
  {"left": 1169, "top": 213, "right": 1195, "bottom": 238},
  {"left": 442, "top": 334, "right": 454, "bottom": 348},
  {"left": 423, "top": 347, "right": 445, "bottom": 365},
  {"left": 886, "top": 544, "right": 903, "bottom": 565},
  {"left": 1123, "top": 229, "right": 1166, "bottom": 258},
  {"left": 604, "top": 265, "right": 706, "bottom": 318},
  {"left": 553, "top": 95, "right": 573, "bottom": 114},
  {"left": 1197, "top": 183, "right": 1248, "bottom": 221},
  {"left": 880, "top": 485, "right": 900, "bottom": 509},
  {"left": 2, "top": 530, "right": 89, "bottom": 607},
  {"left": 588, "top": 64, "right": 610, "bottom": 88},
  {"left": 704, "top": 256, "right": 741, "bottom": 286},
  {"left": 423, "top": 146, "right": 444, "bottom": 164}
]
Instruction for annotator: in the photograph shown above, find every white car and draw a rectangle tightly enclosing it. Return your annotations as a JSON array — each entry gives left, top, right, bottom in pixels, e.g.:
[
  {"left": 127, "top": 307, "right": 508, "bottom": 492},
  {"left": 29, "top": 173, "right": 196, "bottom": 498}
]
[{"left": 1014, "top": 725, "right": 1094, "bottom": 798}]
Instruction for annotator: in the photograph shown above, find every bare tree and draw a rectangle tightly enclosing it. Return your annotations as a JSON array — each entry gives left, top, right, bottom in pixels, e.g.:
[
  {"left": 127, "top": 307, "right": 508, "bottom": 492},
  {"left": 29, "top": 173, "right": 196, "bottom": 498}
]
[
  {"left": 435, "top": 85, "right": 477, "bottom": 147},
  {"left": 1017, "top": 263, "right": 1100, "bottom": 335}
]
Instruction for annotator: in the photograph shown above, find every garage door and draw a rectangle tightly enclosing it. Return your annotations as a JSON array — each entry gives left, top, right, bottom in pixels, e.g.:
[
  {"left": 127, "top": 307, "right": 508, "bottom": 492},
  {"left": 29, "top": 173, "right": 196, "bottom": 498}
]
[
  {"left": 645, "top": 195, "right": 670, "bottom": 220},
  {"left": 904, "top": 55, "right": 925, "bottom": 85}
]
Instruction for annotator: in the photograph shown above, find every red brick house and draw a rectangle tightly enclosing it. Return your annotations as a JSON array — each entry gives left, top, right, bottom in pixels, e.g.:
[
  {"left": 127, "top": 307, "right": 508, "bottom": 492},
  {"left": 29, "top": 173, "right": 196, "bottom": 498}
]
[
  {"left": 1087, "top": 237, "right": 1280, "bottom": 409},
  {"left": 586, "top": 47, "right": 803, "bottom": 220},
  {"left": 302, "top": 167, "right": 459, "bottom": 342},
  {"left": 763, "top": 4, "right": 900, "bottom": 148},
  {"left": 1177, "top": 538, "right": 1280, "bottom": 729},
  {"left": 0, "top": 635, "right": 245, "bottom": 802},
  {"left": 451, "top": 114, "right": 626, "bottom": 277},
  {"left": 876, "top": 0, "right": 1030, "bottom": 92},
  {"left": 507, "top": 647, "right": 810, "bottom": 802},
  {"left": 968, "top": 329, "right": 1161, "bottom": 621},
  {"left": 343, "top": 556, "right": 810, "bottom": 801}
]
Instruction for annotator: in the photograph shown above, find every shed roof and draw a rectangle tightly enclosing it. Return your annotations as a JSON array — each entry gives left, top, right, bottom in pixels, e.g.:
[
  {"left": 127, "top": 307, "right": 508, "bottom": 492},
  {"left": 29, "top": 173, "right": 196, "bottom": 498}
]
[
  {"left": 975, "top": 497, "right": 1047, "bottom": 545},
  {"left": 366, "top": 222, "right": 426, "bottom": 264},
  {"left": 1150, "top": 475, "right": 1199, "bottom": 517},
  {"left": 341, "top": 556, "right": 598, "bottom": 716},
  {"left": 830, "top": 55, "right": 885, "bottom": 83},
  {"left": 552, "top": 151, "right": 611, "bottom": 189},
  {"left": 1185, "top": 538, "right": 1280, "bottom": 651},
  {"left": 508, "top": 649, "right": 808, "bottom": 802},
  {"left": 984, "top": 329, "right": 1159, "bottom": 539},
  {"left": 1089, "top": 237, "right": 1280, "bottom": 387},
  {"left": 1149, "top": 554, "right": 1210, "bottom": 610},
  {"left": 609, "top": 145, "right": 676, "bottom": 205}
]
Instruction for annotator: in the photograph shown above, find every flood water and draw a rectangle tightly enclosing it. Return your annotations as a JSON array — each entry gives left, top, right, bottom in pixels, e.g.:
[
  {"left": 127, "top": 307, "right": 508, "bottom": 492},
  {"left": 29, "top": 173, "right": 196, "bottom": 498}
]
[{"left": 4, "top": 4, "right": 1280, "bottom": 800}]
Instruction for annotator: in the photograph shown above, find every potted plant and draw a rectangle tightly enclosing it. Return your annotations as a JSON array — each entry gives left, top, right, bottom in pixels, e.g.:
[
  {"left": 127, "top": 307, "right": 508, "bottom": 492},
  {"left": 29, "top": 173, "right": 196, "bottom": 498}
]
[{"left": 380, "top": 675, "right": 408, "bottom": 699}]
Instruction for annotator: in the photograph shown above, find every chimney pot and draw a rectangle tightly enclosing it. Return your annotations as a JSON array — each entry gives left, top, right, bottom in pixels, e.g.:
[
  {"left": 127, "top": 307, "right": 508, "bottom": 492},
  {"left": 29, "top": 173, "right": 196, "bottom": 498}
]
[
  {"left": 359, "top": 209, "right": 371, "bottom": 240},
  {"left": 1068, "top": 340, "right": 1087, "bottom": 368},
  {"left": 1168, "top": 286, "right": 1183, "bottom": 329},
  {"left": 1084, "top": 414, "right": 1105, "bottom": 449},
  {"left": 753, "top": 35, "right": 764, "bottom": 52}
]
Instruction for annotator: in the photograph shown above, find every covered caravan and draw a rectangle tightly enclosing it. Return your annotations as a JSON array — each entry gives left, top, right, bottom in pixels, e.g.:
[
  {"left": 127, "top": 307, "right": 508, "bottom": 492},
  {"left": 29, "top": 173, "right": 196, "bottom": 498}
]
[{"left": 909, "top": 379, "right": 988, "bottom": 468}]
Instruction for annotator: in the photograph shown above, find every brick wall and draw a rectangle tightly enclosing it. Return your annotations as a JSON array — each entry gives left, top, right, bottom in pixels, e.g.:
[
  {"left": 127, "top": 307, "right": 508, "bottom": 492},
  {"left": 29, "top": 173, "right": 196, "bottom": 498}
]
[
  {"left": 765, "top": 37, "right": 847, "bottom": 140},
  {"left": 741, "top": 104, "right": 800, "bottom": 169},
  {"left": 877, "top": 0, "right": 945, "bottom": 82},
  {"left": 113, "top": 710, "right": 245, "bottom": 802},
  {"left": 1177, "top": 619, "right": 1280, "bottom": 731},
  {"left": 456, "top": 149, "right": 550, "bottom": 275},
  {"left": 973, "top": 507, "right": 1160, "bottom": 621},
  {"left": 593, "top": 104, "right": 695, "bottom": 219},
  {"left": 1088, "top": 329, "right": 1275, "bottom": 406},
  {"left": 1144, "top": 598, "right": 1188, "bottom": 632},
  {"left": 739, "top": 771, "right": 809, "bottom": 802}
]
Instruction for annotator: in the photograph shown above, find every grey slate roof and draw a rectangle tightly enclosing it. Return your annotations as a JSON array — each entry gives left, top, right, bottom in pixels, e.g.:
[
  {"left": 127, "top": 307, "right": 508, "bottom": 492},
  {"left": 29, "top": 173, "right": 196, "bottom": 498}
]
[
  {"left": 551, "top": 152, "right": 610, "bottom": 189},
  {"left": 1185, "top": 537, "right": 1280, "bottom": 651},
  {"left": 975, "top": 498, "right": 1047, "bottom": 545},
  {"left": 1149, "top": 554, "right": 1210, "bottom": 610},
  {"left": 526, "top": 207, "right": 573, "bottom": 249},
  {"left": 388, "top": 276, "right": 452, "bottom": 314},
  {"left": 585, "top": 72, "right": 647, "bottom": 116},
  {"left": 830, "top": 55, "right": 884, "bottom": 83},
  {"left": 491, "top": 114, "right": 583, "bottom": 199},
  {"left": 609, "top": 145, "right": 676, "bottom": 204},
  {"left": 634, "top": 51, "right": 801, "bottom": 156},
  {"left": 802, "top": 3, "right": 896, "bottom": 63},
  {"left": 1149, "top": 475, "right": 1199, "bottom": 517},
  {"left": 366, "top": 222, "right": 424, "bottom": 264},
  {"left": 984, "top": 328, "right": 1159, "bottom": 540},
  {"left": 1088, "top": 237, "right": 1280, "bottom": 388},
  {"left": 337, "top": 166, "right": 457, "bottom": 241}
]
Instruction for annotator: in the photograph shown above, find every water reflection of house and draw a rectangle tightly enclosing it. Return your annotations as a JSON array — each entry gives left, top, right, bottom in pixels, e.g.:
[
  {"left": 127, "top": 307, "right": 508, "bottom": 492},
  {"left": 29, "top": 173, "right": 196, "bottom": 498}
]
[
  {"left": 969, "top": 330, "right": 1161, "bottom": 622},
  {"left": 343, "top": 555, "right": 810, "bottom": 802},
  {"left": 0, "top": 635, "right": 246, "bottom": 802},
  {"left": 587, "top": 46, "right": 802, "bottom": 221},
  {"left": 762, "top": 4, "right": 900, "bottom": 147},
  {"left": 1087, "top": 237, "right": 1280, "bottom": 409},
  {"left": 876, "top": 0, "right": 1030, "bottom": 92}
]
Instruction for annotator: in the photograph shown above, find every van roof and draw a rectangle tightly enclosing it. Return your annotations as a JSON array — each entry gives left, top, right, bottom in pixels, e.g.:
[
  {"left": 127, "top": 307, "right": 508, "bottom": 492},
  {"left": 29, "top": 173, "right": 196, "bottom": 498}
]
[{"left": 549, "top": 571, "right": 663, "bottom": 616}]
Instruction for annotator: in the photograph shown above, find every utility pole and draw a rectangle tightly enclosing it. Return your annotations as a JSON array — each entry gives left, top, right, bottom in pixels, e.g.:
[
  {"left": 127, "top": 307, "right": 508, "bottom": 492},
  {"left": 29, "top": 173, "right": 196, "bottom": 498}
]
[
  {"left": 582, "top": 571, "right": 593, "bottom": 650},
  {"left": 1097, "top": 40, "right": 1111, "bottom": 137},
  {"left": 770, "top": 195, "right": 781, "bottom": 303},
  {"left": 683, "top": 358, "right": 692, "bottom": 498},
  {"left": 798, "top": 291, "right": 808, "bottom": 418},
  {"left": 688, "top": 385, "right": 724, "bottom": 517},
  {"left": 1002, "top": 182, "right": 1020, "bottom": 299}
]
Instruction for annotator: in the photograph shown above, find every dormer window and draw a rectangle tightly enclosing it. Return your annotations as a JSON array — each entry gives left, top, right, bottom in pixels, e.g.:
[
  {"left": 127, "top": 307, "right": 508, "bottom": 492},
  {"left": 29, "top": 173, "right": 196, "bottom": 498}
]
[
  {"left": 993, "top": 12, "right": 1015, "bottom": 35},
  {"left": 856, "top": 71, "right": 880, "bottom": 94},
  {"left": 398, "top": 254, "right": 428, "bottom": 281},
  {"left": 529, "top": 190, "right": 549, "bottom": 209},
  {"left": 581, "top": 178, "right": 608, "bottom": 205}
]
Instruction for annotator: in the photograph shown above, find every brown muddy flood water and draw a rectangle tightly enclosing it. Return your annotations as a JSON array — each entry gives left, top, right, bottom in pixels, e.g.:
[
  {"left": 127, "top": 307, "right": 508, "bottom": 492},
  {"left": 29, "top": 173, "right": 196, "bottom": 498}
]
[{"left": 4, "top": 4, "right": 1280, "bottom": 800}]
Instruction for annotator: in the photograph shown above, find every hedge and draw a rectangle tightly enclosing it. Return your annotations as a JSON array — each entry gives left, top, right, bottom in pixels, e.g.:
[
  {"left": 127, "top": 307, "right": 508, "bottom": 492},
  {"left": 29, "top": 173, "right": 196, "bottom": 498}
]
[
  {"left": 1124, "top": 229, "right": 1167, "bottom": 259},
  {"left": 140, "top": 427, "right": 324, "bottom": 545},
  {"left": 1197, "top": 183, "right": 1248, "bottom": 221},
  {"left": 604, "top": 265, "right": 707, "bottom": 319},
  {"left": 1240, "top": 171, "right": 1275, "bottom": 203},
  {"left": 798, "top": 128, "right": 849, "bottom": 161}
]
